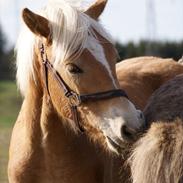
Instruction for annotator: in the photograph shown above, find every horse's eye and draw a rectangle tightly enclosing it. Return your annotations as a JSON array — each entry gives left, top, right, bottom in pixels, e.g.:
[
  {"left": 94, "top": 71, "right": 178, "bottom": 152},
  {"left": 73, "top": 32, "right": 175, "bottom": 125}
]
[{"left": 67, "top": 64, "right": 83, "bottom": 74}]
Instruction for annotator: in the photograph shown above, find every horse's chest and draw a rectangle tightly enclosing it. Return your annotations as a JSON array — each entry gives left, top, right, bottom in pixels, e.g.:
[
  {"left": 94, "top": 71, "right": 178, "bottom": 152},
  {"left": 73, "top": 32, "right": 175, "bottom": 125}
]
[{"left": 41, "top": 142, "right": 104, "bottom": 183}]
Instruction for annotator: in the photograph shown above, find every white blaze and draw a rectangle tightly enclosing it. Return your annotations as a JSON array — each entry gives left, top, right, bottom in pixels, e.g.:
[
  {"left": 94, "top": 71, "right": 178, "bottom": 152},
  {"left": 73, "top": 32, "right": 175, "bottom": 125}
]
[{"left": 86, "top": 36, "right": 117, "bottom": 88}]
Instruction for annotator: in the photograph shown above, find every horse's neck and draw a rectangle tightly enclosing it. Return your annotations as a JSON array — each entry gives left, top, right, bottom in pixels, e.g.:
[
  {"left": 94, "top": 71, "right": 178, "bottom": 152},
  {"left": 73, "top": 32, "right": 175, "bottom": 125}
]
[
  {"left": 40, "top": 95, "right": 85, "bottom": 156},
  {"left": 17, "top": 81, "right": 120, "bottom": 183},
  {"left": 43, "top": 98, "right": 115, "bottom": 182},
  {"left": 23, "top": 83, "right": 110, "bottom": 182},
  {"left": 19, "top": 81, "right": 43, "bottom": 143}
]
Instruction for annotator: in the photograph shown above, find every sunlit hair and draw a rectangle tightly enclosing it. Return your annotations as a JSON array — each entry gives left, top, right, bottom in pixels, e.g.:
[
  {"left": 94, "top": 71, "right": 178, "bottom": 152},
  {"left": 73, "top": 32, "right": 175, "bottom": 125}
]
[{"left": 16, "top": 0, "right": 114, "bottom": 95}]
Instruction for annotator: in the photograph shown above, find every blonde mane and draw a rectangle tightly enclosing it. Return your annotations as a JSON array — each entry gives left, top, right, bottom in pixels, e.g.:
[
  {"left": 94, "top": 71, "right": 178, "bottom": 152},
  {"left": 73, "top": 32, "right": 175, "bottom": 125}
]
[{"left": 16, "top": 0, "right": 113, "bottom": 95}]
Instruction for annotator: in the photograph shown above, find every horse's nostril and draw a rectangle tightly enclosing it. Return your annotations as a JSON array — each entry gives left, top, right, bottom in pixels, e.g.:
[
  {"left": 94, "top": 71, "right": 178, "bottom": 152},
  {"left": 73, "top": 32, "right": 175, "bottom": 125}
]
[
  {"left": 121, "top": 125, "right": 136, "bottom": 141},
  {"left": 140, "top": 112, "right": 144, "bottom": 119},
  {"left": 137, "top": 110, "right": 144, "bottom": 120}
]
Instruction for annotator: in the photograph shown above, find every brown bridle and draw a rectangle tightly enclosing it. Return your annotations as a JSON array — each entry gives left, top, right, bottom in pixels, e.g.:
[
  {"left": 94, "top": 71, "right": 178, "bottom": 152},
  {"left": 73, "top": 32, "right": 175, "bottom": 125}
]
[{"left": 40, "top": 44, "right": 129, "bottom": 132}]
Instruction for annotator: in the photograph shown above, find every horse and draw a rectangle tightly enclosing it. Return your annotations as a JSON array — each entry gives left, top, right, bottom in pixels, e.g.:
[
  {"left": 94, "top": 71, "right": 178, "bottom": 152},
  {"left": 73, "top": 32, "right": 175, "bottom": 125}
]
[
  {"left": 128, "top": 74, "right": 183, "bottom": 183},
  {"left": 116, "top": 56, "right": 183, "bottom": 110},
  {"left": 115, "top": 57, "right": 183, "bottom": 183},
  {"left": 8, "top": 0, "right": 145, "bottom": 183}
]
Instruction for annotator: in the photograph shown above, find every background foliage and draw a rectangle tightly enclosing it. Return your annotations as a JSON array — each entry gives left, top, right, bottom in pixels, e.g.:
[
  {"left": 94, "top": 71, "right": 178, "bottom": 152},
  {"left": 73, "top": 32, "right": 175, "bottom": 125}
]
[
  {"left": 0, "top": 26, "right": 15, "bottom": 81},
  {"left": 0, "top": 81, "right": 21, "bottom": 183},
  {"left": 116, "top": 41, "right": 183, "bottom": 61},
  {"left": 0, "top": 26, "right": 21, "bottom": 183}
]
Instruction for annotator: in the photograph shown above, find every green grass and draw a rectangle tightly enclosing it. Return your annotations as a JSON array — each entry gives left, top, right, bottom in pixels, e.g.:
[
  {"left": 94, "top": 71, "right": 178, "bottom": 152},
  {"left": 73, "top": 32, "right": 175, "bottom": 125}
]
[
  {"left": 0, "top": 81, "right": 22, "bottom": 127},
  {"left": 0, "top": 81, "right": 22, "bottom": 183},
  {"left": 0, "top": 127, "right": 12, "bottom": 183}
]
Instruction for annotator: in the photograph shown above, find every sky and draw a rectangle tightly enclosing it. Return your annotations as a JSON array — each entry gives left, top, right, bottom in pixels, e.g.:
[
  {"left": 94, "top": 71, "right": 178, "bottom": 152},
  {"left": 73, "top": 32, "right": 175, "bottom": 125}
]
[{"left": 0, "top": 0, "right": 183, "bottom": 48}]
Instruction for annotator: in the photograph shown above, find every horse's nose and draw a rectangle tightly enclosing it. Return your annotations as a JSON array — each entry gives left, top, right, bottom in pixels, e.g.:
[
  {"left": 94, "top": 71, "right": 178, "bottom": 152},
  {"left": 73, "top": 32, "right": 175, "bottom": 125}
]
[
  {"left": 120, "top": 110, "right": 145, "bottom": 141},
  {"left": 121, "top": 125, "right": 137, "bottom": 141}
]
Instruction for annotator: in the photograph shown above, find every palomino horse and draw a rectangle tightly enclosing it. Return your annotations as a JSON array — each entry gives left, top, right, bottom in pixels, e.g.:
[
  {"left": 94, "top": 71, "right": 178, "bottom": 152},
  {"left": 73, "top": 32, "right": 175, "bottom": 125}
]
[
  {"left": 129, "top": 74, "right": 183, "bottom": 183},
  {"left": 116, "top": 56, "right": 183, "bottom": 110},
  {"left": 8, "top": 0, "right": 144, "bottom": 183}
]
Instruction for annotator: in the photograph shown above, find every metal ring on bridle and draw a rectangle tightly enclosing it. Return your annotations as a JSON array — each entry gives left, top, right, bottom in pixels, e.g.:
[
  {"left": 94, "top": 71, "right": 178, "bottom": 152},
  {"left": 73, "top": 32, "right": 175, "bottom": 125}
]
[{"left": 66, "top": 92, "right": 81, "bottom": 107}]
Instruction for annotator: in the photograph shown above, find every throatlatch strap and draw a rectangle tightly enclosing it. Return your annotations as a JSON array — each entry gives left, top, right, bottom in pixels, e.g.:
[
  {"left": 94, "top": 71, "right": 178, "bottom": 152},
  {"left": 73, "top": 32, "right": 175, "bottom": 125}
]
[
  {"left": 71, "top": 106, "right": 84, "bottom": 132},
  {"left": 44, "top": 60, "right": 71, "bottom": 95},
  {"left": 43, "top": 60, "right": 50, "bottom": 96}
]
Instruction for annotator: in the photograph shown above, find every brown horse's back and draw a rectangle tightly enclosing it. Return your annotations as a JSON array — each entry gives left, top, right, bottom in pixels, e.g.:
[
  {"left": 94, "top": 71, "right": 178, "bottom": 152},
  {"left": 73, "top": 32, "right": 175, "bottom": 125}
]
[{"left": 116, "top": 56, "right": 183, "bottom": 110}]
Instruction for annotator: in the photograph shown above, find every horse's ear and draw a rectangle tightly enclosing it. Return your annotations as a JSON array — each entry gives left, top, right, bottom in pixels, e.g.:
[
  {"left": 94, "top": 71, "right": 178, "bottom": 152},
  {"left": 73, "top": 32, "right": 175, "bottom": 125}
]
[
  {"left": 85, "top": 0, "right": 108, "bottom": 20},
  {"left": 22, "top": 8, "right": 50, "bottom": 39}
]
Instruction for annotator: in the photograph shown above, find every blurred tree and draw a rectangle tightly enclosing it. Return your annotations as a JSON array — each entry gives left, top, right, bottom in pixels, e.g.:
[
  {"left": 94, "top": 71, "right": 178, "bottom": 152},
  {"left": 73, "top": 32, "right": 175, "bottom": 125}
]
[
  {"left": 0, "top": 25, "right": 6, "bottom": 57},
  {"left": 116, "top": 40, "right": 183, "bottom": 62},
  {"left": 0, "top": 25, "right": 15, "bottom": 80}
]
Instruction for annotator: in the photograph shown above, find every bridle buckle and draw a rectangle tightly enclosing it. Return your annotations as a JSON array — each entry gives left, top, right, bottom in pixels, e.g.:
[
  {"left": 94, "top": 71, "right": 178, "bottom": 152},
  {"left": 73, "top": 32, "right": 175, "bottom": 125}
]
[{"left": 66, "top": 92, "right": 81, "bottom": 107}]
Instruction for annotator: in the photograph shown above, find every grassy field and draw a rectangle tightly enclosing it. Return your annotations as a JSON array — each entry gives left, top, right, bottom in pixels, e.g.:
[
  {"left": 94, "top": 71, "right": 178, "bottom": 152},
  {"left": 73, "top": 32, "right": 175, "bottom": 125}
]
[{"left": 0, "top": 81, "right": 22, "bottom": 183}]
